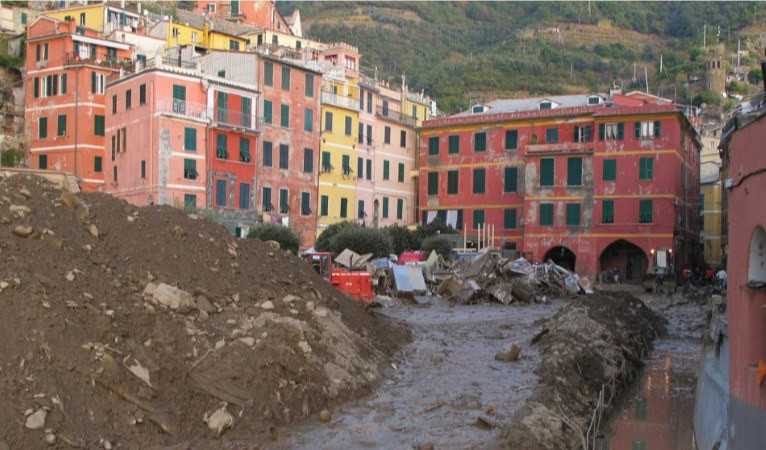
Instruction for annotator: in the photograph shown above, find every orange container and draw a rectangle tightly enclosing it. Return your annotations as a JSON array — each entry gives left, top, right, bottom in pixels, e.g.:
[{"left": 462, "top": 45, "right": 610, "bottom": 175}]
[{"left": 330, "top": 269, "right": 374, "bottom": 302}]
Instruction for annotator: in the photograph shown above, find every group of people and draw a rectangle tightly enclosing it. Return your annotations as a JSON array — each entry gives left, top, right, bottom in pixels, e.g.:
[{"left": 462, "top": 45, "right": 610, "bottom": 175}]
[{"left": 681, "top": 266, "right": 727, "bottom": 291}]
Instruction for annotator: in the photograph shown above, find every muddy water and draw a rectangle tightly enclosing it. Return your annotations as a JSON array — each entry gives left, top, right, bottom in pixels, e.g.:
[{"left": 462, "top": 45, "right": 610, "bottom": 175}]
[
  {"left": 272, "top": 300, "right": 565, "bottom": 450},
  {"left": 603, "top": 295, "right": 707, "bottom": 450}
]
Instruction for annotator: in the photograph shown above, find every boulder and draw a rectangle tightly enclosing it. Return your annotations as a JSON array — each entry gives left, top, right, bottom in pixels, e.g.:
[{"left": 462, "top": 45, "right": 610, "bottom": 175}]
[{"left": 152, "top": 283, "right": 194, "bottom": 310}]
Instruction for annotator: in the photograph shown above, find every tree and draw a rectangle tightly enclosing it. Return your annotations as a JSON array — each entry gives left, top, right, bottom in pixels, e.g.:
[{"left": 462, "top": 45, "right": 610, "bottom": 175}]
[
  {"left": 329, "top": 227, "right": 393, "bottom": 257},
  {"left": 1, "top": 149, "right": 17, "bottom": 167},
  {"left": 315, "top": 220, "right": 358, "bottom": 252},
  {"left": 384, "top": 224, "right": 418, "bottom": 255},
  {"left": 247, "top": 223, "right": 301, "bottom": 254},
  {"left": 414, "top": 219, "right": 454, "bottom": 248},
  {"left": 420, "top": 235, "right": 453, "bottom": 259}
]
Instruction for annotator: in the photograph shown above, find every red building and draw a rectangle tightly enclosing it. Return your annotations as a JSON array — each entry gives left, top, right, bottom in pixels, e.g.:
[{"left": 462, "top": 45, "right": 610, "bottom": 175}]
[
  {"left": 25, "top": 15, "right": 133, "bottom": 191},
  {"left": 419, "top": 92, "right": 701, "bottom": 280},
  {"left": 195, "top": 0, "right": 294, "bottom": 34},
  {"left": 256, "top": 53, "right": 322, "bottom": 247}
]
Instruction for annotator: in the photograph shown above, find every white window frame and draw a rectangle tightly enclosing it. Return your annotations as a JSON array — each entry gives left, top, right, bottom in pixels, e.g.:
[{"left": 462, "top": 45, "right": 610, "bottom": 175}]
[
  {"left": 604, "top": 123, "right": 619, "bottom": 140},
  {"left": 640, "top": 121, "right": 655, "bottom": 138},
  {"left": 191, "top": 32, "right": 198, "bottom": 43},
  {"left": 94, "top": 73, "right": 105, "bottom": 94},
  {"left": 208, "top": 3, "right": 217, "bottom": 13},
  {"left": 539, "top": 101, "right": 552, "bottom": 110}
]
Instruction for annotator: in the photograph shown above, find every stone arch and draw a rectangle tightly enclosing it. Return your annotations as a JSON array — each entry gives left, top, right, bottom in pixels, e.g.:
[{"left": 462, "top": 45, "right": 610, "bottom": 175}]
[
  {"left": 599, "top": 239, "right": 649, "bottom": 283},
  {"left": 749, "top": 226, "right": 766, "bottom": 285},
  {"left": 543, "top": 246, "right": 576, "bottom": 271}
]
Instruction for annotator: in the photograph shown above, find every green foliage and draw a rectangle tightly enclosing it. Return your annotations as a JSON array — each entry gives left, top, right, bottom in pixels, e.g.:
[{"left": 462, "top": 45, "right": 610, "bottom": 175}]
[
  {"left": 247, "top": 223, "right": 301, "bottom": 254},
  {"left": 315, "top": 220, "right": 358, "bottom": 252},
  {"left": 420, "top": 235, "right": 453, "bottom": 259},
  {"left": 693, "top": 90, "right": 722, "bottom": 107},
  {"left": 748, "top": 65, "right": 763, "bottom": 85},
  {"left": 383, "top": 224, "right": 418, "bottom": 255},
  {"left": 0, "top": 54, "right": 22, "bottom": 68},
  {"left": 329, "top": 226, "right": 393, "bottom": 257},
  {"left": 414, "top": 219, "right": 454, "bottom": 246},
  {"left": 727, "top": 81, "right": 750, "bottom": 95},
  {"left": 176, "top": 1, "right": 197, "bottom": 11},
  {"left": 1, "top": 149, "right": 18, "bottom": 167}
]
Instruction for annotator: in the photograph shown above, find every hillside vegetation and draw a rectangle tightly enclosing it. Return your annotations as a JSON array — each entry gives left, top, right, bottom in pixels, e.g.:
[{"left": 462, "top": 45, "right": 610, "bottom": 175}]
[{"left": 277, "top": 1, "right": 761, "bottom": 113}]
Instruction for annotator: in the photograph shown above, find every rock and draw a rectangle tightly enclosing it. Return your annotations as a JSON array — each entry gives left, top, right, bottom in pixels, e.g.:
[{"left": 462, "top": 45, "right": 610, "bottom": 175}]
[
  {"left": 87, "top": 224, "right": 99, "bottom": 237},
  {"left": 319, "top": 410, "right": 331, "bottom": 423},
  {"left": 46, "top": 238, "right": 63, "bottom": 250},
  {"left": 65, "top": 271, "right": 75, "bottom": 282},
  {"left": 142, "top": 282, "right": 158, "bottom": 297},
  {"left": 282, "top": 294, "right": 301, "bottom": 304},
  {"left": 265, "top": 240, "right": 281, "bottom": 251},
  {"left": 25, "top": 409, "right": 47, "bottom": 429},
  {"left": 239, "top": 337, "right": 255, "bottom": 347},
  {"left": 9, "top": 204, "right": 31, "bottom": 214},
  {"left": 82, "top": 244, "right": 93, "bottom": 253},
  {"left": 260, "top": 301, "right": 275, "bottom": 310},
  {"left": 60, "top": 192, "right": 79, "bottom": 209},
  {"left": 152, "top": 283, "right": 194, "bottom": 310},
  {"left": 205, "top": 407, "right": 234, "bottom": 436},
  {"left": 0, "top": 281, "right": 8, "bottom": 290},
  {"left": 494, "top": 341, "right": 522, "bottom": 362},
  {"left": 313, "top": 307, "right": 329, "bottom": 318},
  {"left": 214, "top": 339, "right": 225, "bottom": 350},
  {"left": 171, "top": 225, "right": 186, "bottom": 237},
  {"left": 19, "top": 187, "right": 32, "bottom": 199},
  {"left": 306, "top": 301, "right": 315, "bottom": 312},
  {"left": 195, "top": 295, "right": 214, "bottom": 313},
  {"left": 298, "top": 341, "right": 311, "bottom": 353},
  {"left": 13, "top": 225, "right": 33, "bottom": 237},
  {"left": 44, "top": 433, "right": 56, "bottom": 446}
]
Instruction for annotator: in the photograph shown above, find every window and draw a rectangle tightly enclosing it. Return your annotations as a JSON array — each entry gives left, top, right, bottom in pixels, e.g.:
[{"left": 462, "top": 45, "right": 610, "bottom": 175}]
[
  {"left": 279, "top": 188, "right": 288, "bottom": 213},
  {"left": 504, "top": 209, "right": 517, "bottom": 229},
  {"left": 229, "top": 40, "right": 240, "bottom": 51},
  {"left": 574, "top": 126, "right": 591, "bottom": 143},
  {"left": 238, "top": 182, "right": 250, "bottom": 210},
  {"left": 279, "top": 144, "right": 289, "bottom": 170},
  {"left": 264, "top": 100, "right": 272, "bottom": 124},
  {"left": 60, "top": 74, "right": 67, "bottom": 94},
  {"left": 412, "top": 105, "right": 417, "bottom": 119},
  {"left": 449, "top": 135, "right": 459, "bottom": 154},
  {"left": 263, "top": 141, "right": 272, "bottom": 167},
  {"left": 382, "top": 100, "right": 389, "bottom": 116},
  {"left": 303, "top": 149, "right": 313, "bottom": 173},
  {"left": 321, "top": 151, "right": 331, "bottom": 172},
  {"left": 447, "top": 170, "right": 459, "bottom": 194},
  {"left": 566, "top": 203, "right": 581, "bottom": 226},
  {"left": 382, "top": 197, "right": 389, "bottom": 219},
  {"left": 79, "top": 12, "right": 85, "bottom": 25},
  {"left": 215, "top": 93, "right": 228, "bottom": 124},
  {"left": 39, "top": 154, "right": 47, "bottom": 169},
  {"left": 94, "top": 156, "right": 102, "bottom": 173},
  {"left": 125, "top": 89, "right": 132, "bottom": 109},
  {"left": 191, "top": 32, "right": 198, "bottom": 43},
  {"left": 172, "top": 84, "right": 186, "bottom": 113},
  {"left": 427, "top": 172, "right": 438, "bottom": 195},
  {"left": 184, "top": 159, "right": 197, "bottom": 180},
  {"left": 545, "top": 128, "right": 558, "bottom": 143},
  {"left": 429, "top": 137, "right": 439, "bottom": 155},
  {"left": 184, "top": 128, "right": 196, "bottom": 151},
  {"left": 182, "top": 194, "right": 196, "bottom": 209},
  {"left": 281, "top": 66, "right": 291, "bottom": 90},
  {"left": 540, "top": 158, "right": 554, "bottom": 186},
  {"left": 57, "top": 114, "right": 66, "bottom": 136},
  {"left": 112, "top": 95, "right": 117, "bottom": 114},
  {"left": 539, "top": 101, "right": 552, "bottom": 110},
  {"left": 384, "top": 126, "right": 391, "bottom": 144},
  {"left": 241, "top": 97, "right": 251, "bottom": 127},
  {"left": 21, "top": 12, "right": 26, "bottom": 25},
  {"left": 367, "top": 92, "right": 372, "bottom": 113},
  {"left": 345, "top": 116, "right": 352, "bottom": 136},
  {"left": 91, "top": 72, "right": 105, "bottom": 94},
  {"left": 635, "top": 121, "right": 661, "bottom": 138},
  {"left": 262, "top": 187, "right": 273, "bottom": 212},
  {"left": 141, "top": 160, "right": 146, "bottom": 179},
  {"left": 215, "top": 180, "right": 226, "bottom": 207},
  {"left": 301, "top": 192, "right": 311, "bottom": 216},
  {"left": 400, "top": 130, "right": 406, "bottom": 148},
  {"left": 280, "top": 104, "right": 289, "bottom": 128},
  {"left": 505, "top": 130, "right": 518, "bottom": 150},
  {"left": 320, "top": 195, "right": 328, "bottom": 216},
  {"left": 504, "top": 167, "right": 517, "bottom": 193},
  {"left": 341, "top": 154, "right": 351, "bottom": 176},
  {"left": 340, "top": 198, "right": 348, "bottom": 218},
  {"left": 474, "top": 132, "right": 486, "bottom": 152},
  {"left": 93, "top": 115, "right": 104, "bottom": 136},
  {"left": 324, "top": 111, "right": 333, "bottom": 132},
  {"left": 216, "top": 134, "right": 228, "bottom": 159},
  {"left": 603, "top": 159, "right": 617, "bottom": 181},
  {"left": 239, "top": 138, "right": 251, "bottom": 162},
  {"left": 263, "top": 61, "right": 274, "bottom": 87},
  {"left": 473, "top": 168, "right": 485, "bottom": 194},
  {"left": 639, "top": 200, "right": 653, "bottom": 223},
  {"left": 33, "top": 77, "right": 38, "bottom": 99},
  {"left": 357, "top": 157, "right": 364, "bottom": 179},
  {"left": 473, "top": 210, "right": 485, "bottom": 229},
  {"left": 588, "top": 96, "right": 601, "bottom": 105},
  {"left": 639, "top": 157, "right": 654, "bottom": 180},
  {"left": 567, "top": 157, "right": 582, "bottom": 186},
  {"left": 304, "top": 108, "right": 313, "bottom": 132},
  {"left": 699, "top": 194, "right": 705, "bottom": 214},
  {"left": 397, "top": 198, "right": 404, "bottom": 220},
  {"left": 602, "top": 200, "right": 614, "bottom": 224},
  {"left": 599, "top": 123, "right": 623, "bottom": 140},
  {"left": 231, "top": 0, "right": 240, "bottom": 14},
  {"left": 366, "top": 159, "right": 372, "bottom": 180},
  {"left": 113, "top": 166, "right": 117, "bottom": 183},
  {"left": 122, "top": 127, "right": 126, "bottom": 151},
  {"left": 358, "top": 123, "right": 363, "bottom": 143},
  {"left": 171, "top": 27, "right": 179, "bottom": 38},
  {"left": 358, "top": 200, "right": 365, "bottom": 219},
  {"left": 111, "top": 135, "right": 116, "bottom": 160},
  {"left": 138, "top": 84, "right": 146, "bottom": 105},
  {"left": 305, "top": 73, "right": 314, "bottom": 97},
  {"left": 540, "top": 203, "right": 554, "bottom": 226},
  {"left": 398, "top": 163, "right": 405, "bottom": 182}
]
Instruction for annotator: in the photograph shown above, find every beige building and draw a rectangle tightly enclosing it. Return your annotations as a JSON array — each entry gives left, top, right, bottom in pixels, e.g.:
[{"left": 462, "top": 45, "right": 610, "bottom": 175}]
[{"left": 700, "top": 129, "right": 723, "bottom": 267}]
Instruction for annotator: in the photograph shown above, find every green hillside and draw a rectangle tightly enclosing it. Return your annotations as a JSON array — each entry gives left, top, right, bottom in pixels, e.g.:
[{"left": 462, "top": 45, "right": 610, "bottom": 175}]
[{"left": 277, "top": 1, "right": 762, "bottom": 113}]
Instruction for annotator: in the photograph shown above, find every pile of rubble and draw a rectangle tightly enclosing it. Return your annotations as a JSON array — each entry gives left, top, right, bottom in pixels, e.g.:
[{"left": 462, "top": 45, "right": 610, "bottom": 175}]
[{"left": 0, "top": 174, "right": 406, "bottom": 448}]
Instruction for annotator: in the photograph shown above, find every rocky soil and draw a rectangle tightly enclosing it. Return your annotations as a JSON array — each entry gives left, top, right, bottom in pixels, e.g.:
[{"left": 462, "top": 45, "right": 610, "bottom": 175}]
[{"left": 0, "top": 174, "right": 407, "bottom": 448}]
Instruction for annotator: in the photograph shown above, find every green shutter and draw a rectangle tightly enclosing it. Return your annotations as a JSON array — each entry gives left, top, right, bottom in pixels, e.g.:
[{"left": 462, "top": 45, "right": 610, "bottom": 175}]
[
  {"left": 57, "top": 114, "right": 66, "bottom": 136},
  {"left": 241, "top": 97, "right": 251, "bottom": 126},
  {"left": 448, "top": 135, "right": 459, "bottom": 154},
  {"left": 320, "top": 195, "right": 328, "bottom": 216},
  {"left": 264, "top": 61, "right": 273, "bottom": 86},
  {"left": 617, "top": 122, "right": 624, "bottom": 140},
  {"left": 34, "top": 77, "right": 39, "bottom": 98},
  {"left": 504, "top": 167, "right": 517, "bottom": 193},
  {"left": 321, "top": 151, "right": 330, "bottom": 171},
  {"left": 382, "top": 197, "right": 388, "bottom": 219},
  {"left": 280, "top": 104, "right": 289, "bottom": 128},
  {"left": 39, "top": 117, "right": 47, "bottom": 138},
  {"left": 240, "top": 138, "right": 251, "bottom": 162},
  {"left": 94, "top": 156, "right": 102, "bottom": 173},
  {"left": 398, "top": 163, "right": 405, "bottom": 182},
  {"left": 428, "top": 137, "right": 439, "bottom": 155},
  {"left": 304, "top": 108, "right": 313, "bottom": 132},
  {"left": 540, "top": 158, "right": 554, "bottom": 186},
  {"left": 263, "top": 141, "right": 272, "bottom": 166},
  {"left": 603, "top": 159, "right": 616, "bottom": 181},
  {"left": 505, "top": 130, "right": 518, "bottom": 150},
  {"left": 567, "top": 157, "right": 582, "bottom": 186},
  {"left": 428, "top": 172, "right": 438, "bottom": 195},
  {"left": 61, "top": 74, "right": 67, "bottom": 94},
  {"left": 383, "top": 160, "right": 390, "bottom": 180},
  {"left": 264, "top": 100, "right": 272, "bottom": 124},
  {"left": 281, "top": 66, "right": 290, "bottom": 90},
  {"left": 94, "top": 115, "right": 104, "bottom": 136},
  {"left": 473, "top": 168, "right": 485, "bottom": 194},
  {"left": 598, "top": 123, "right": 605, "bottom": 141},
  {"left": 474, "top": 132, "right": 486, "bottom": 152},
  {"left": 91, "top": 71, "right": 96, "bottom": 93},
  {"left": 473, "top": 210, "right": 485, "bottom": 229},
  {"left": 447, "top": 170, "right": 458, "bottom": 194},
  {"left": 602, "top": 200, "right": 614, "bottom": 223},
  {"left": 654, "top": 120, "right": 661, "bottom": 137},
  {"left": 540, "top": 203, "right": 554, "bottom": 226},
  {"left": 172, "top": 84, "right": 185, "bottom": 101},
  {"left": 566, "top": 203, "right": 581, "bottom": 226},
  {"left": 39, "top": 154, "right": 47, "bottom": 169},
  {"left": 639, "top": 157, "right": 654, "bottom": 180},
  {"left": 504, "top": 209, "right": 517, "bottom": 229},
  {"left": 305, "top": 73, "right": 314, "bottom": 97},
  {"left": 397, "top": 198, "right": 403, "bottom": 220},
  {"left": 639, "top": 200, "right": 653, "bottom": 223},
  {"left": 634, "top": 121, "right": 641, "bottom": 138},
  {"left": 184, "top": 127, "right": 196, "bottom": 151}
]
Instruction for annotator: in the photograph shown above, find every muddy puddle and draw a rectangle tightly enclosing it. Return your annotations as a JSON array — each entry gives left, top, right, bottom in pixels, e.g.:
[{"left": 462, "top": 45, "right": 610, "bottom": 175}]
[
  {"left": 602, "top": 295, "right": 707, "bottom": 450},
  {"left": 271, "top": 300, "right": 565, "bottom": 449}
]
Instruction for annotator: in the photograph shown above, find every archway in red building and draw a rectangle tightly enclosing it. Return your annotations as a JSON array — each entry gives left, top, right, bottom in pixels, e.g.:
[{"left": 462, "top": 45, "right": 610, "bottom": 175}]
[
  {"left": 543, "top": 246, "right": 577, "bottom": 271},
  {"left": 599, "top": 239, "right": 648, "bottom": 283}
]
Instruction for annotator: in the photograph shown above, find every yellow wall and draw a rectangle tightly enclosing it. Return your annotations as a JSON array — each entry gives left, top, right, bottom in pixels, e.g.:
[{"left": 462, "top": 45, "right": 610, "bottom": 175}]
[
  {"left": 206, "top": 30, "right": 247, "bottom": 50},
  {"left": 166, "top": 22, "right": 204, "bottom": 47},
  {"left": 402, "top": 97, "right": 431, "bottom": 126},
  {"left": 45, "top": 4, "right": 105, "bottom": 31},
  {"left": 243, "top": 30, "right": 324, "bottom": 52},
  {"left": 701, "top": 181, "right": 722, "bottom": 266}
]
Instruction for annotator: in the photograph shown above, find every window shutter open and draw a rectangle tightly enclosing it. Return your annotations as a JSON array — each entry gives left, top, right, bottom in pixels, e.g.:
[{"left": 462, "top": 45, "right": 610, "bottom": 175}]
[
  {"left": 598, "top": 123, "right": 605, "bottom": 141},
  {"left": 634, "top": 121, "right": 641, "bottom": 138},
  {"left": 91, "top": 71, "right": 96, "bottom": 94},
  {"left": 654, "top": 121, "right": 661, "bottom": 137},
  {"left": 617, "top": 122, "right": 624, "bottom": 140}
]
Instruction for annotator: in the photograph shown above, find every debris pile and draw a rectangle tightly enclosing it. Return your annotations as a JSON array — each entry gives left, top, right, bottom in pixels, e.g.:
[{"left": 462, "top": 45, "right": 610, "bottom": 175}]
[
  {"left": 0, "top": 174, "right": 407, "bottom": 448},
  {"left": 502, "top": 292, "right": 665, "bottom": 449}
]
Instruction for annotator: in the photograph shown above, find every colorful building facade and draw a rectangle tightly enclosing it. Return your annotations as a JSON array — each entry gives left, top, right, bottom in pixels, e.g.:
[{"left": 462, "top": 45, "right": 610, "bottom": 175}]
[
  {"left": 419, "top": 93, "right": 701, "bottom": 279},
  {"left": 195, "top": 0, "right": 297, "bottom": 36},
  {"left": 700, "top": 129, "right": 723, "bottom": 268}
]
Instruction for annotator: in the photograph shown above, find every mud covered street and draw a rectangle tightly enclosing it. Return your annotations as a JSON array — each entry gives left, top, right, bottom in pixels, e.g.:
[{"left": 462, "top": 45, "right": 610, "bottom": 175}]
[{"left": 273, "top": 300, "right": 566, "bottom": 449}]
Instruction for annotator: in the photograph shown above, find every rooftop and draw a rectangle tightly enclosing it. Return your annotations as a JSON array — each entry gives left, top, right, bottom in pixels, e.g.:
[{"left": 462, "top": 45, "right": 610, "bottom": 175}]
[{"left": 452, "top": 94, "right": 607, "bottom": 118}]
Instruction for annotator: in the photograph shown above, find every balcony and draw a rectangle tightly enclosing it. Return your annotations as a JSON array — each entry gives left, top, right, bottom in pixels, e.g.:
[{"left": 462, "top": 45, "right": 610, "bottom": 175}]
[
  {"left": 375, "top": 105, "right": 416, "bottom": 127},
  {"left": 64, "top": 52, "right": 133, "bottom": 71},
  {"left": 321, "top": 90, "right": 360, "bottom": 111},
  {"left": 157, "top": 98, "right": 211, "bottom": 122},
  {"left": 213, "top": 108, "right": 263, "bottom": 133}
]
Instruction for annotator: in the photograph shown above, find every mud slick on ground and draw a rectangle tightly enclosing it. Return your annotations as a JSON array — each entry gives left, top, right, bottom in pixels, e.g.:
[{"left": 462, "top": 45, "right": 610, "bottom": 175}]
[
  {"left": 0, "top": 174, "right": 408, "bottom": 449},
  {"left": 500, "top": 291, "right": 666, "bottom": 450}
]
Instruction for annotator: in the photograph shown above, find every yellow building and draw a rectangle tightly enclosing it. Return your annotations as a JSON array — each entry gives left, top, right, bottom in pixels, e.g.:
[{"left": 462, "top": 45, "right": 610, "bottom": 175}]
[
  {"left": 242, "top": 29, "right": 324, "bottom": 54},
  {"left": 149, "top": 10, "right": 248, "bottom": 51},
  {"left": 700, "top": 131, "right": 723, "bottom": 267},
  {"left": 44, "top": 3, "right": 142, "bottom": 35}
]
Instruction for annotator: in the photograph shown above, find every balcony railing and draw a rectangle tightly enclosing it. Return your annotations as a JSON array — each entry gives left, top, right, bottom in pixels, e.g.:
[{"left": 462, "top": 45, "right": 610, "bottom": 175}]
[
  {"left": 64, "top": 52, "right": 132, "bottom": 71},
  {"left": 214, "top": 108, "right": 263, "bottom": 132},
  {"left": 321, "top": 91, "right": 360, "bottom": 110},
  {"left": 155, "top": 100, "right": 263, "bottom": 132},
  {"left": 157, "top": 98, "right": 211, "bottom": 121},
  {"left": 375, "top": 105, "right": 416, "bottom": 127}
]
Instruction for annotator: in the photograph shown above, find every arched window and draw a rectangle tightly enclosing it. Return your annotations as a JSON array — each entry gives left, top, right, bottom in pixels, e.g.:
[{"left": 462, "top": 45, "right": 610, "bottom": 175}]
[{"left": 749, "top": 226, "right": 766, "bottom": 286}]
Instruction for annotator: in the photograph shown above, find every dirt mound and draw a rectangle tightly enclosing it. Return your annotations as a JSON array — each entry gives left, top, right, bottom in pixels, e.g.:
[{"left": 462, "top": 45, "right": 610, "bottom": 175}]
[
  {"left": 501, "top": 292, "right": 665, "bottom": 449},
  {"left": 0, "top": 174, "right": 407, "bottom": 448}
]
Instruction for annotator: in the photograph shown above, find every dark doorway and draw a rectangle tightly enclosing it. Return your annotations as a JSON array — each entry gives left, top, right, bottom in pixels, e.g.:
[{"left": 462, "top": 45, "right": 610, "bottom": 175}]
[
  {"left": 599, "top": 239, "right": 648, "bottom": 282},
  {"left": 543, "top": 246, "right": 576, "bottom": 271}
]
